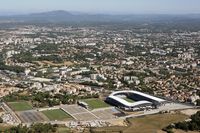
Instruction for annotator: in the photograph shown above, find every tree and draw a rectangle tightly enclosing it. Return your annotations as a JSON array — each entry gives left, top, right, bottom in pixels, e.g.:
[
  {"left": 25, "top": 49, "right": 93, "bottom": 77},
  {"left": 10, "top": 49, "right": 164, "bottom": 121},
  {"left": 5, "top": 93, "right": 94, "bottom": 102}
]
[
  {"left": 196, "top": 99, "right": 200, "bottom": 106},
  {"left": 6, "top": 123, "right": 57, "bottom": 133},
  {"left": 174, "top": 111, "right": 200, "bottom": 131},
  {"left": 175, "top": 122, "right": 189, "bottom": 131},
  {"left": 0, "top": 117, "right": 3, "bottom": 123}
]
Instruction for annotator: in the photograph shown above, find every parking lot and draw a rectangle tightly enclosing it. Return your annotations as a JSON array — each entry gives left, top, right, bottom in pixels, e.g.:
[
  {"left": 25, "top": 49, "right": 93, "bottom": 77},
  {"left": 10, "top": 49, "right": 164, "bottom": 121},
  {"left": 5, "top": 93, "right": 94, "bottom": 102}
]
[
  {"left": 17, "top": 110, "right": 48, "bottom": 123},
  {"left": 61, "top": 105, "right": 88, "bottom": 114},
  {"left": 92, "top": 108, "right": 121, "bottom": 120},
  {"left": 61, "top": 105, "right": 98, "bottom": 121},
  {"left": 61, "top": 105, "right": 121, "bottom": 121}
]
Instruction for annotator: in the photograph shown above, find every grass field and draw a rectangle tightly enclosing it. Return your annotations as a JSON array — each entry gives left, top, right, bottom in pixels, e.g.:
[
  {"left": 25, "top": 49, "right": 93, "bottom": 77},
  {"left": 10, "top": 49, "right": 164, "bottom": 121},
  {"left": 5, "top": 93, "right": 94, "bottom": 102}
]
[
  {"left": 82, "top": 98, "right": 110, "bottom": 109},
  {"left": 123, "top": 97, "right": 135, "bottom": 103},
  {"left": 91, "top": 113, "right": 189, "bottom": 133},
  {"left": 8, "top": 101, "right": 33, "bottom": 111},
  {"left": 42, "top": 109, "right": 72, "bottom": 121}
]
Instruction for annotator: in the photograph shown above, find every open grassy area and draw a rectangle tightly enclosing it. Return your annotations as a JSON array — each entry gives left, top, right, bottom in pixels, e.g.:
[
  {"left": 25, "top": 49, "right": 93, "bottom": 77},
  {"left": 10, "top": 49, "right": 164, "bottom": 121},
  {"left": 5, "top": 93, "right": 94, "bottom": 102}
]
[
  {"left": 91, "top": 113, "right": 188, "bottom": 133},
  {"left": 124, "top": 113, "right": 188, "bottom": 133},
  {"left": 8, "top": 101, "right": 33, "bottom": 111},
  {"left": 42, "top": 109, "right": 72, "bottom": 121},
  {"left": 56, "top": 127, "right": 71, "bottom": 133},
  {"left": 122, "top": 97, "right": 135, "bottom": 103},
  {"left": 82, "top": 98, "right": 110, "bottom": 109}
]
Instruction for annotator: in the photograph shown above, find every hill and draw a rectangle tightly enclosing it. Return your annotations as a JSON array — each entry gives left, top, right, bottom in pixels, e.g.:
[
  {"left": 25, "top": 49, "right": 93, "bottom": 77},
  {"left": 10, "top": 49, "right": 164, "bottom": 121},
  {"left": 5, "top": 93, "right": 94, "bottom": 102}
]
[{"left": 1, "top": 10, "right": 200, "bottom": 24}]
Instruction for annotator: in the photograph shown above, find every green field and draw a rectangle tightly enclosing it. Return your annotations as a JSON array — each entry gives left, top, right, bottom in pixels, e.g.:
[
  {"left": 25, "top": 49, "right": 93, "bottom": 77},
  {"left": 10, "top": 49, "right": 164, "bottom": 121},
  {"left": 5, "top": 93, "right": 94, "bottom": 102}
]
[
  {"left": 82, "top": 98, "right": 110, "bottom": 109},
  {"left": 123, "top": 97, "right": 135, "bottom": 103},
  {"left": 42, "top": 109, "right": 72, "bottom": 121},
  {"left": 91, "top": 113, "right": 189, "bottom": 133},
  {"left": 8, "top": 101, "right": 33, "bottom": 111}
]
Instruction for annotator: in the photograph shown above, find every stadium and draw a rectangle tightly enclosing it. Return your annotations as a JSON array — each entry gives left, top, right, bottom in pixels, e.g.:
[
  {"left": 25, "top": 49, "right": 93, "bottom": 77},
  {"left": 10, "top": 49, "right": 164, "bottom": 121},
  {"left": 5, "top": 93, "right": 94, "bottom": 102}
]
[{"left": 105, "top": 90, "right": 166, "bottom": 111}]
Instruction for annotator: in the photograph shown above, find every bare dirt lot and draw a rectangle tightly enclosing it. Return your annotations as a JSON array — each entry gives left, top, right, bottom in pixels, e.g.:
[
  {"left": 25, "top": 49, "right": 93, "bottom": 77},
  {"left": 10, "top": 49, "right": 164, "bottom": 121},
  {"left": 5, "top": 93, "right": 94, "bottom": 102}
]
[
  {"left": 180, "top": 109, "right": 200, "bottom": 116},
  {"left": 91, "top": 113, "right": 189, "bottom": 133}
]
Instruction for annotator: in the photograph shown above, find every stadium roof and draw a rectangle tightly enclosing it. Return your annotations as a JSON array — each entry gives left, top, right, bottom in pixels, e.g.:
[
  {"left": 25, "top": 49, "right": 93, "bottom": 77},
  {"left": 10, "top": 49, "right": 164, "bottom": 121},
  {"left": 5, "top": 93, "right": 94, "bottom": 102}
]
[
  {"left": 108, "top": 95, "right": 152, "bottom": 107},
  {"left": 111, "top": 90, "right": 165, "bottom": 102}
]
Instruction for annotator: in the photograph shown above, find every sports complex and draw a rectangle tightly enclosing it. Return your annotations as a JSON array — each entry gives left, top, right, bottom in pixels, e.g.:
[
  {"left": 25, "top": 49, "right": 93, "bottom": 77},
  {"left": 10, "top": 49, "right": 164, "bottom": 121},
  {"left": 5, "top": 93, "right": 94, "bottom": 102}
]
[
  {"left": 2, "top": 90, "right": 193, "bottom": 124},
  {"left": 105, "top": 90, "right": 166, "bottom": 111}
]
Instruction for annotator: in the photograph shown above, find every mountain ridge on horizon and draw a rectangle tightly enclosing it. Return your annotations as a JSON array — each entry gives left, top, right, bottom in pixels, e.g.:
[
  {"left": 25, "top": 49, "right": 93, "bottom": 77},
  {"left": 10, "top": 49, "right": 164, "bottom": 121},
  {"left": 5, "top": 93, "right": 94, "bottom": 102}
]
[
  {"left": 0, "top": 10, "right": 200, "bottom": 23},
  {"left": 2, "top": 10, "right": 200, "bottom": 16}
]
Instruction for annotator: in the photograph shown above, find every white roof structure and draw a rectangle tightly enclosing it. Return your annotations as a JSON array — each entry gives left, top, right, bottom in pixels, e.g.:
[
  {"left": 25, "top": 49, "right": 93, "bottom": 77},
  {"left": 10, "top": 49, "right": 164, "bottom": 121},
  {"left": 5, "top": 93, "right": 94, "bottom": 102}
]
[
  {"left": 108, "top": 95, "right": 152, "bottom": 107},
  {"left": 107, "top": 90, "right": 165, "bottom": 108},
  {"left": 110, "top": 90, "right": 165, "bottom": 102}
]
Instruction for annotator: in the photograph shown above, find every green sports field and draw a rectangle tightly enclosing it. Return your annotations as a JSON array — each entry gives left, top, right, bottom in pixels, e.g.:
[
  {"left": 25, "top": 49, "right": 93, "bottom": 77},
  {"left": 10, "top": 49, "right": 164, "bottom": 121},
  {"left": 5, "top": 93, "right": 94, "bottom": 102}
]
[
  {"left": 123, "top": 97, "right": 135, "bottom": 103},
  {"left": 8, "top": 101, "right": 33, "bottom": 111},
  {"left": 82, "top": 98, "right": 110, "bottom": 109},
  {"left": 41, "top": 109, "right": 72, "bottom": 121}
]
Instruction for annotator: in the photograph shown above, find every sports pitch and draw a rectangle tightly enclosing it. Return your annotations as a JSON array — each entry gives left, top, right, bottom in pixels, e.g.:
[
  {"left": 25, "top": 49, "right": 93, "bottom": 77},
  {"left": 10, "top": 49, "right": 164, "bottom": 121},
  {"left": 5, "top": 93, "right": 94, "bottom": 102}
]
[
  {"left": 8, "top": 101, "right": 33, "bottom": 111},
  {"left": 123, "top": 97, "right": 135, "bottom": 103},
  {"left": 41, "top": 109, "right": 72, "bottom": 121},
  {"left": 82, "top": 98, "right": 110, "bottom": 109}
]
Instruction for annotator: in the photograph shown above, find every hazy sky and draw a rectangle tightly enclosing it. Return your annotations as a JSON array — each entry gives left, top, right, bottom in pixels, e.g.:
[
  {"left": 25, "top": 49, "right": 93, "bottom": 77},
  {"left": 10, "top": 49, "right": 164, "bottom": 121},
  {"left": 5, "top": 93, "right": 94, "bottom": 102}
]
[{"left": 1, "top": 0, "right": 200, "bottom": 14}]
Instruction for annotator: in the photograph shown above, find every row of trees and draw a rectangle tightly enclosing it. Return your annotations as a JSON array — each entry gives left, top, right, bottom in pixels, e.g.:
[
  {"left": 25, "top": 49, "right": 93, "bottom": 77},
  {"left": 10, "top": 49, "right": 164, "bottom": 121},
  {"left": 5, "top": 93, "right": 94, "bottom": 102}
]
[
  {"left": 5, "top": 123, "right": 58, "bottom": 133},
  {"left": 4, "top": 90, "right": 99, "bottom": 108},
  {"left": 0, "top": 62, "right": 24, "bottom": 73},
  {"left": 3, "top": 91, "right": 77, "bottom": 107}
]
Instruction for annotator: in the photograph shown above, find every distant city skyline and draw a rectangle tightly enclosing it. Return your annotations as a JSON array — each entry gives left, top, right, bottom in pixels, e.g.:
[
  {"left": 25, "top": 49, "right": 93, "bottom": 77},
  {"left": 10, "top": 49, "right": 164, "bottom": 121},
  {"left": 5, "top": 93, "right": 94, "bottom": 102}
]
[{"left": 1, "top": 0, "right": 200, "bottom": 15}]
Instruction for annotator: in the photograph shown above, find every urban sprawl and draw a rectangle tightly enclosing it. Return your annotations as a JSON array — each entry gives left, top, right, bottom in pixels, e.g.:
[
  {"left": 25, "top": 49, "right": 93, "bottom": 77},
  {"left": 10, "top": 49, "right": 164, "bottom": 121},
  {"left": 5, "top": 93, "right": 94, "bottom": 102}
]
[{"left": 0, "top": 23, "right": 200, "bottom": 132}]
